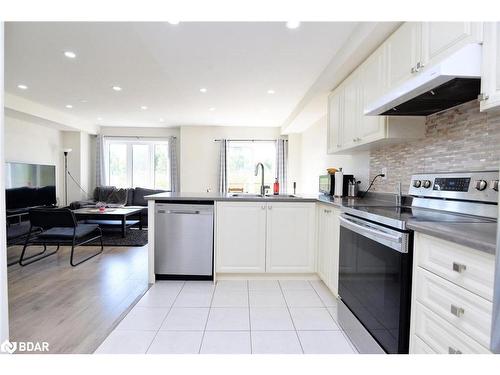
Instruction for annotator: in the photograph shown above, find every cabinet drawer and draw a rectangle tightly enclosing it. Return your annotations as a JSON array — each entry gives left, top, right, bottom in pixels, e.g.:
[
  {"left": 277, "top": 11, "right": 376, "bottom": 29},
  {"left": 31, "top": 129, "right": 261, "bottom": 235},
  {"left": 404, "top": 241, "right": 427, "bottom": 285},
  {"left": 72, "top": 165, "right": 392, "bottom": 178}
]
[
  {"left": 411, "top": 335, "right": 437, "bottom": 354},
  {"left": 414, "top": 302, "right": 491, "bottom": 354},
  {"left": 415, "top": 268, "right": 492, "bottom": 347},
  {"left": 415, "top": 233, "right": 495, "bottom": 301}
]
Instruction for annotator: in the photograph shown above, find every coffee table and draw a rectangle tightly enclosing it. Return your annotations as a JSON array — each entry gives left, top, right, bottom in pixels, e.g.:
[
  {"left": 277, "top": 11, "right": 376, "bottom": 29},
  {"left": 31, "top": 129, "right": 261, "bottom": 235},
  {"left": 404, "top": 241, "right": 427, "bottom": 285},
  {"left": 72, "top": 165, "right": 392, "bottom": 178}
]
[{"left": 72, "top": 207, "right": 144, "bottom": 238}]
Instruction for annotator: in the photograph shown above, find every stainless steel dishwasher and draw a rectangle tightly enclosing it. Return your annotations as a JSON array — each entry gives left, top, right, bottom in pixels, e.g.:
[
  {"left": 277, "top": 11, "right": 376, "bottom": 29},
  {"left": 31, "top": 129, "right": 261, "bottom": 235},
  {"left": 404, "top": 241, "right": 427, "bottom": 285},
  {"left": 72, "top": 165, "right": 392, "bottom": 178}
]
[{"left": 154, "top": 202, "right": 214, "bottom": 279}]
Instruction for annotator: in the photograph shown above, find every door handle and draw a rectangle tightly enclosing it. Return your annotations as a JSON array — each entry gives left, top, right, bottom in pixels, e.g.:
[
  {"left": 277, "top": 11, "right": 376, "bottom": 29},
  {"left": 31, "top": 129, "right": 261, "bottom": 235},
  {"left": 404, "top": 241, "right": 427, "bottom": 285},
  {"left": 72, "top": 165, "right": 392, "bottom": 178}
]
[
  {"left": 450, "top": 305, "right": 465, "bottom": 318},
  {"left": 452, "top": 262, "right": 467, "bottom": 273}
]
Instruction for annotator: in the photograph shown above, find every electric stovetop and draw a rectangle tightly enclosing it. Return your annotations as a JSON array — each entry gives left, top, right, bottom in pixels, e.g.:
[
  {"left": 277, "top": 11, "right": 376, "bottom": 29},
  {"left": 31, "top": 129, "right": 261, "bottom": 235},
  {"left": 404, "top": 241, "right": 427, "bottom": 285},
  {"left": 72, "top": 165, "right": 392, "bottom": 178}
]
[{"left": 342, "top": 205, "right": 496, "bottom": 230}]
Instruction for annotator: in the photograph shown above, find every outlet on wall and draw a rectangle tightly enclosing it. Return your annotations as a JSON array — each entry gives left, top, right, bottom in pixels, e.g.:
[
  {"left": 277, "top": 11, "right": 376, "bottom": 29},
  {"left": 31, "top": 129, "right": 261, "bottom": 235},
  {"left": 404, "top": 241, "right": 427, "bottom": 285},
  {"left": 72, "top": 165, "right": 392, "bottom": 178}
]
[{"left": 381, "top": 167, "right": 387, "bottom": 180}]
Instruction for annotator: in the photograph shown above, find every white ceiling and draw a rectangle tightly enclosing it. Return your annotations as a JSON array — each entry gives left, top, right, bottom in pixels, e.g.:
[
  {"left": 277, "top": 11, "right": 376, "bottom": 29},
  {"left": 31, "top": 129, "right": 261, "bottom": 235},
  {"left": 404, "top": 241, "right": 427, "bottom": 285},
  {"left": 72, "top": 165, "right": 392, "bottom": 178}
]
[{"left": 5, "top": 22, "right": 358, "bottom": 128}]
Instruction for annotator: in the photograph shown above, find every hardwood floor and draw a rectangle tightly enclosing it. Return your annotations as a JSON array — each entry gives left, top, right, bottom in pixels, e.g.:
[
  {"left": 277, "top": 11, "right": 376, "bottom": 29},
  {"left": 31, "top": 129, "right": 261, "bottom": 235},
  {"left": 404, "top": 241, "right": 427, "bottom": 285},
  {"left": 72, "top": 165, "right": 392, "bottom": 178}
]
[{"left": 7, "top": 243, "right": 149, "bottom": 354}]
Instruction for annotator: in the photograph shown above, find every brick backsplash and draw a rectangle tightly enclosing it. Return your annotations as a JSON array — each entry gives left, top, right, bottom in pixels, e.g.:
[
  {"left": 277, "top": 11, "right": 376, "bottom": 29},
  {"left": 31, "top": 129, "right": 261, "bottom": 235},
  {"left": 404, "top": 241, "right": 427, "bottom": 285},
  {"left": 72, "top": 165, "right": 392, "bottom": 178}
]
[{"left": 369, "top": 100, "right": 500, "bottom": 194}]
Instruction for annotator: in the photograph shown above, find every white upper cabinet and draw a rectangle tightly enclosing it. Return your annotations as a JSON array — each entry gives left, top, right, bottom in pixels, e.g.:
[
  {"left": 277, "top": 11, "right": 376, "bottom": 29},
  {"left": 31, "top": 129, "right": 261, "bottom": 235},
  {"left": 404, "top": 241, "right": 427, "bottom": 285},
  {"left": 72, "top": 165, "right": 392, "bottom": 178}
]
[
  {"left": 385, "top": 22, "right": 422, "bottom": 89},
  {"left": 357, "top": 49, "right": 386, "bottom": 143},
  {"left": 341, "top": 74, "right": 359, "bottom": 149},
  {"left": 266, "top": 202, "right": 316, "bottom": 273},
  {"left": 215, "top": 202, "right": 267, "bottom": 273},
  {"left": 421, "top": 22, "right": 483, "bottom": 68},
  {"left": 480, "top": 22, "right": 500, "bottom": 111},
  {"left": 327, "top": 22, "right": 484, "bottom": 154},
  {"left": 327, "top": 87, "right": 343, "bottom": 153}
]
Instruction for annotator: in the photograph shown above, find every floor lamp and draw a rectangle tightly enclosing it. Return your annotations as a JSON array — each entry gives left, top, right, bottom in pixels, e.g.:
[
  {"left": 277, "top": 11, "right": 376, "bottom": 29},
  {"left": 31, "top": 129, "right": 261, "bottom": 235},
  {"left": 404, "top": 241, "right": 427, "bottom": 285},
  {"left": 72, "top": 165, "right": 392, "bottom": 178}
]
[{"left": 63, "top": 148, "right": 72, "bottom": 206}]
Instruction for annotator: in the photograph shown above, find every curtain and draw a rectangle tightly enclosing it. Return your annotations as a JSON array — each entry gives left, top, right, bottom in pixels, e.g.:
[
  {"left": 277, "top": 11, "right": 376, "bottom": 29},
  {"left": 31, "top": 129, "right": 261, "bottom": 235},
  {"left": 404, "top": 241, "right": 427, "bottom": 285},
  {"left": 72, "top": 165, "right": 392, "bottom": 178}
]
[
  {"left": 95, "top": 135, "right": 107, "bottom": 187},
  {"left": 276, "top": 139, "right": 288, "bottom": 194},
  {"left": 218, "top": 139, "right": 228, "bottom": 194},
  {"left": 168, "top": 137, "right": 179, "bottom": 192}
]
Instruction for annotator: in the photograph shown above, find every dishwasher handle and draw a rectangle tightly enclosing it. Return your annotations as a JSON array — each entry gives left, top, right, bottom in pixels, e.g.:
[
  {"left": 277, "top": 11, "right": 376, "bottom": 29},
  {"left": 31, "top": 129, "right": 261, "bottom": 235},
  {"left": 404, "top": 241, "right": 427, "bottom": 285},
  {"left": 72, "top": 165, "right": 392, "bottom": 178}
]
[{"left": 157, "top": 209, "right": 201, "bottom": 215}]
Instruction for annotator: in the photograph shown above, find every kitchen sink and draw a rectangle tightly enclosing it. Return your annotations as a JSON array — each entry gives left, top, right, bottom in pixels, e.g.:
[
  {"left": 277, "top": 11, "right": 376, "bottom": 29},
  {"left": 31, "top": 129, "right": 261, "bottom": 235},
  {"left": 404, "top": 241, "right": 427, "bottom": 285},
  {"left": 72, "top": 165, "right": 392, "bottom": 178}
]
[
  {"left": 230, "top": 193, "right": 298, "bottom": 198},
  {"left": 230, "top": 194, "right": 263, "bottom": 197}
]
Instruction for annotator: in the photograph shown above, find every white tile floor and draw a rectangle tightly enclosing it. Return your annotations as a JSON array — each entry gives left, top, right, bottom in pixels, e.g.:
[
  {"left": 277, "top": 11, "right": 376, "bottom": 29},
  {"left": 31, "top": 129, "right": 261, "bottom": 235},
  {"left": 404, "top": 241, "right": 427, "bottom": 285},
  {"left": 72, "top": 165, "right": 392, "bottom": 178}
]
[{"left": 95, "top": 279, "right": 358, "bottom": 354}]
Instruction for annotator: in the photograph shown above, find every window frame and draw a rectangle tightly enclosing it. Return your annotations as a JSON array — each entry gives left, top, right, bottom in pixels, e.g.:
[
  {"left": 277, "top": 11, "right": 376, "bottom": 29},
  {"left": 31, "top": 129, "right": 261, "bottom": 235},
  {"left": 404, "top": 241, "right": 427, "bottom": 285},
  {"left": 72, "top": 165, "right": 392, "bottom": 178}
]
[
  {"left": 225, "top": 139, "right": 277, "bottom": 194},
  {"left": 104, "top": 137, "right": 171, "bottom": 190}
]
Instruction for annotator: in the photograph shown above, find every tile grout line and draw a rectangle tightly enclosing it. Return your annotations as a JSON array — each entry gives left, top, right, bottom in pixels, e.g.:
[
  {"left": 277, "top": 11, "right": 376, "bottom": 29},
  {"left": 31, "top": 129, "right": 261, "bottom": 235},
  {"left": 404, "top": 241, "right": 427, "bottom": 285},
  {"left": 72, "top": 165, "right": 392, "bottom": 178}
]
[
  {"left": 144, "top": 281, "right": 185, "bottom": 354},
  {"left": 279, "top": 280, "right": 305, "bottom": 354},
  {"left": 311, "top": 281, "right": 357, "bottom": 353},
  {"left": 247, "top": 280, "right": 252, "bottom": 354},
  {"left": 198, "top": 280, "right": 217, "bottom": 354}
]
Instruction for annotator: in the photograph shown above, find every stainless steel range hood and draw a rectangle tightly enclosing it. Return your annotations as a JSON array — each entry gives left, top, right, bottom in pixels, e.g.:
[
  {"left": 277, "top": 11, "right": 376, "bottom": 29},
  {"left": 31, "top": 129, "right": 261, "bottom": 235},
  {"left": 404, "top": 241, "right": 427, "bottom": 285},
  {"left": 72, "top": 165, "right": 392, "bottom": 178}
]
[{"left": 365, "top": 44, "right": 482, "bottom": 116}]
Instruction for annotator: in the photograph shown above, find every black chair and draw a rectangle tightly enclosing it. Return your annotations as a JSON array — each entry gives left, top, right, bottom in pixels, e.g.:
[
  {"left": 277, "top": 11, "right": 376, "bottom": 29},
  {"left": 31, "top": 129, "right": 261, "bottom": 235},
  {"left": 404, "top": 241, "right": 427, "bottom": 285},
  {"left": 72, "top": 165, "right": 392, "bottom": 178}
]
[{"left": 20, "top": 208, "right": 104, "bottom": 267}]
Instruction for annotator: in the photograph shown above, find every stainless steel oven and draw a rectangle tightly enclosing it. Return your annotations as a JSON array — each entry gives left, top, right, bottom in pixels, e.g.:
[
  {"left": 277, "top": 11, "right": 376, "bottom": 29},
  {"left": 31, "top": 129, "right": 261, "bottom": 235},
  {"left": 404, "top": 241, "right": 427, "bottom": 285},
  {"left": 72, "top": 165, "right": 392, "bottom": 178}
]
[{"left": 338, "top": 214, "right": 413, "bottom": 354}]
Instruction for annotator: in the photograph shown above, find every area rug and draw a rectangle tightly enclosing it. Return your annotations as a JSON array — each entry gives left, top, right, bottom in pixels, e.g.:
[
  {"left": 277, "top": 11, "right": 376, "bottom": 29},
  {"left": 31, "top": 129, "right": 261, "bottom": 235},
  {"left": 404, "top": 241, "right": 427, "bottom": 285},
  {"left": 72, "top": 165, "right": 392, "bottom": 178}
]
[{"left": 82, "top": 229, "right": 148, "bottom": 247}]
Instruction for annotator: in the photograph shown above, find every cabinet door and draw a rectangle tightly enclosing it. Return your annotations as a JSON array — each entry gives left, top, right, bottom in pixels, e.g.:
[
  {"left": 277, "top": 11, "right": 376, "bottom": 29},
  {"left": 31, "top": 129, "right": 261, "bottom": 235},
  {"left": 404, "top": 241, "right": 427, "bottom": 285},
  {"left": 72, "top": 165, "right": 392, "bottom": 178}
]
[
  {"left": 421, "top": 22, "right": 482, "bottom": 68},
  {"left": 327, "top": 88, "right": 343, "bottom": 153},
  {"left": 327, "top": 209, "right": 341, "bottom": 296},
  {"left": 357, "top": 50, "right": 386, "bottom": 144},
  {"left": 480, "top": 22, "right": 500, "bottom": 111},
  {"left": 317, "top": 206, "right": 333, "bottom": 282},
  {"left": 385, "top": 22, "right": 421, "bottom": 90},
  {"left": 266, "top": 202, "right": 316, "bottom": 273},
  {"left": 341, "top": 75, "right": 359, "bottom": 149},
  {"left": 215, "top": 202, "right": 267, "bottom": 273}
]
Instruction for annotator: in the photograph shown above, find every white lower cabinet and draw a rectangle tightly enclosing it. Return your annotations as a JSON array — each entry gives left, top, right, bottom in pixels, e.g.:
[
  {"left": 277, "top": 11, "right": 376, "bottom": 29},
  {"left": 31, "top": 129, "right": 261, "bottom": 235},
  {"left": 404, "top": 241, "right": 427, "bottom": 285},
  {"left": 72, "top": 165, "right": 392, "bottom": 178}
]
[
  {"left": 215, "top": 202, "right": 267, "bottom": 273},
  {"left": 317, "top": 205, "right": 341, "bottom": 296},
  {"left": 215, "top": 201, "right": 316, "bottom": 274},
  {"left": 409, "top": 233, "right": 494, "bottom": 354},
  {"left": 266, "top": 202, "right": 316, "bottom": 273}
]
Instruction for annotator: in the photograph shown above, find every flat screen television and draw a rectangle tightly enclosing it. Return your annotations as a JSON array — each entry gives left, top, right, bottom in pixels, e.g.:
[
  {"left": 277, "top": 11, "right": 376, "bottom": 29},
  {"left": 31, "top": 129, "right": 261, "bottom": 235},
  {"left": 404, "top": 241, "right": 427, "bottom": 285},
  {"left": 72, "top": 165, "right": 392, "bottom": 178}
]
[{"left": 5, "top": 162, "right": 57, "bottom": 209}]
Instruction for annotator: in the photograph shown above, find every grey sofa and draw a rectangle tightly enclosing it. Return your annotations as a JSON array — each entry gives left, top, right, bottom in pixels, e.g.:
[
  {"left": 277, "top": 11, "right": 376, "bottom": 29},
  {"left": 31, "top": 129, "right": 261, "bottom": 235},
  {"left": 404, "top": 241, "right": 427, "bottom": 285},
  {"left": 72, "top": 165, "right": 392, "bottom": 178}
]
[{"left": 70, "top": 186, "right": 168, "bottom": 226}]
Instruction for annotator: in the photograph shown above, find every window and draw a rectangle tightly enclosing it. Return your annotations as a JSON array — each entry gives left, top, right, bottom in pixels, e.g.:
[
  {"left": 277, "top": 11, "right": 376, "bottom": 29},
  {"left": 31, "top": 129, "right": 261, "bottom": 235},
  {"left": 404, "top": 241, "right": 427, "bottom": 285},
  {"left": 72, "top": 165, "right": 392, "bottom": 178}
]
[
  {"left": 105, "top": 138, "right": 171, "bottom": 190},
  {"left": 226, "top": 141, "right": 276, "bottom": 194}
]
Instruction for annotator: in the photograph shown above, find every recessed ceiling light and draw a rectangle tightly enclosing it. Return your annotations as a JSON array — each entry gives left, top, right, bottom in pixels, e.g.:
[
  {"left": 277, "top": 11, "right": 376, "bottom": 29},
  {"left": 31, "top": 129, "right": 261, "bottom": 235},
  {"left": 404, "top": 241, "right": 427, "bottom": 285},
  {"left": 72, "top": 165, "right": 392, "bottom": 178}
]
[
  {"left": 209, "top": 107, "right": 216, "bottom": 112},
  {"left": 168, "top": 21, "right": 180, "bottom": 25},
  {"left": 80, "top": 99, "right": 88, "bottom": 103},
  {"left": 17, "top": 84, "right": 28, "bottom": 90},
  {"left": 64, "top": 51, "right": 76, "bottom": 59},
  {"left": 159, "top": 118, "right": 165, "bottom": 122},
  {"left": 286, "top": 21, "right": 301, "bottom": 29},
  {"left": 97, "top": 117, "right": 103, "bottom": 121},
  {"left": 65, "top": 104, "right": 73, "bottom": 109},
  {"left": 112, "top": 86, "right": 122, "bottom": 91},
  {"left": 267, "top": 89, "right": 276, "bottom": 94},
  {"left": 141, "top": 106, "right": 148, "bottom": 110},
  {"left": 200, "top": 88, "right": 207, "bottom": 93}
]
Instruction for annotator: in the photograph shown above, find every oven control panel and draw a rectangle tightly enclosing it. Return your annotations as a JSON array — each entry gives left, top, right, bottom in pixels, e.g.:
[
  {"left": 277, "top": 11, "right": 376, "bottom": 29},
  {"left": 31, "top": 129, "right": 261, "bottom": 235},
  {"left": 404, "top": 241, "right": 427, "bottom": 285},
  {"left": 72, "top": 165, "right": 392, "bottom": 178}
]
[
  {"left": 433, "top": 177, "right": 471, "bottom": 192},
  {"left": 409, "top": 171, "right": 499, "bottom": 203}
]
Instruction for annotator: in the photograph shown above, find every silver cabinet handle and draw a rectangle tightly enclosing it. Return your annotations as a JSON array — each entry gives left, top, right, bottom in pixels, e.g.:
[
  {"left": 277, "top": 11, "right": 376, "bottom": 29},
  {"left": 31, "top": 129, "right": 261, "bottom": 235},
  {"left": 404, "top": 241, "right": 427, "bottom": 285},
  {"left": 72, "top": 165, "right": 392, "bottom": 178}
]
[
  {"left": 450, "top": 305, "right": 465, "bottom": 318},
  {"left": 452, "top": 262, "right": 467, "bottom": 273},
  {"left": 261, "top": 205, "right": 266, "bottom": 210},
  {"left": 448, "top": 347, "right": 462, "bottom": 354},
  {"left": 268, "top": 206, "right": 272, "bottom": 210}
]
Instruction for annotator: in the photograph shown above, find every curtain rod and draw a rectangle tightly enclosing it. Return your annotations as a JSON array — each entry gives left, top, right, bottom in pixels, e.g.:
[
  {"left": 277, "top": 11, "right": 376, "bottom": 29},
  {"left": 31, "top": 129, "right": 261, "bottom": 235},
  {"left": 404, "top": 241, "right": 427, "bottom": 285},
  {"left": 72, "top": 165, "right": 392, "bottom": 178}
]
[
  {"left": 102, "top": 135, "right": 177, "bottom": 139},
  {"left": 214, "top": 139, "right": 287, "bottom": 142}
]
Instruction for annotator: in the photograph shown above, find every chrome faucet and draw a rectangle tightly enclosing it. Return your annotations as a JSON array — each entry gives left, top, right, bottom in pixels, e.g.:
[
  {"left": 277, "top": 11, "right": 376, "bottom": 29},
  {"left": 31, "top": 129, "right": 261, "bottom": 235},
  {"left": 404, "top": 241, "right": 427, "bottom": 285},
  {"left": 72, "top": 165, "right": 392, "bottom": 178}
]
[{"left": 255, "top": 162, "right": 266, "bottom": 196}]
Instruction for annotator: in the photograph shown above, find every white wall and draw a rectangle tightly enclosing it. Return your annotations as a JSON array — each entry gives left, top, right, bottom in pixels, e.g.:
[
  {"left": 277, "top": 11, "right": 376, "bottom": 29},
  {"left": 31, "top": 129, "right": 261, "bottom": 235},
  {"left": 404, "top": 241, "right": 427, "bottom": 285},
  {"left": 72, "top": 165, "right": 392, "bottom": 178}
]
[
  {"left": 1, "top": 21, "right": 10, "bottom": 344},
  {"left": 289, "top": 115, "right": 370, "bottom": 194},
  {"left": 4, "top": 115, "right": 64, "bottom": 203},
  {"left": 180, "top": 126, "right": 282, "bottom": 192}
]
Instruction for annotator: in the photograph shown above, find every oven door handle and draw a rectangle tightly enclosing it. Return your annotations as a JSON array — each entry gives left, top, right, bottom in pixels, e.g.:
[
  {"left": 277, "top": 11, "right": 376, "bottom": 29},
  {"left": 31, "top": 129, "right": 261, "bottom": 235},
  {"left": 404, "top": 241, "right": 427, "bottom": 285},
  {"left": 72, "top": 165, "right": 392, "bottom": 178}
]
[{"left": 339, "top": 215, "right": 408, "bottom": 253}]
